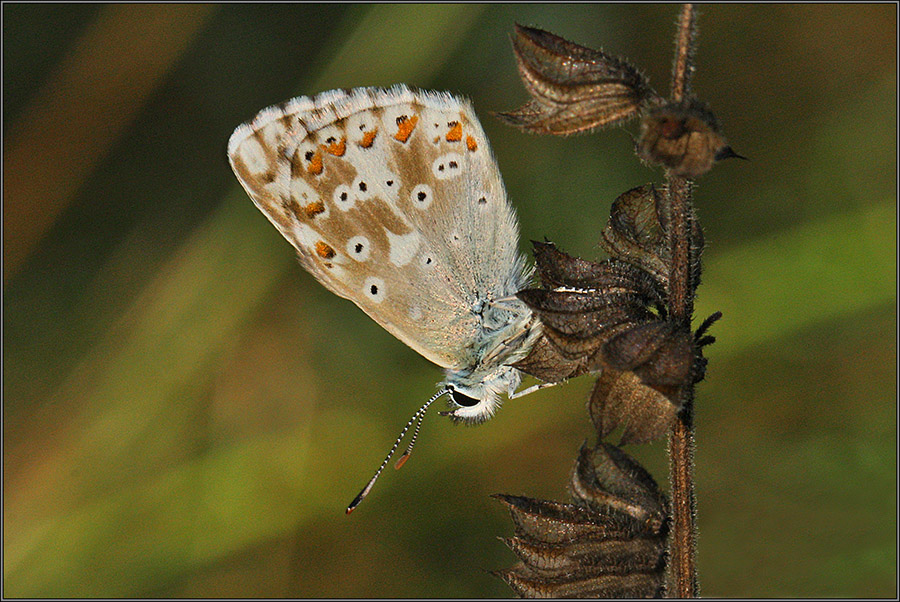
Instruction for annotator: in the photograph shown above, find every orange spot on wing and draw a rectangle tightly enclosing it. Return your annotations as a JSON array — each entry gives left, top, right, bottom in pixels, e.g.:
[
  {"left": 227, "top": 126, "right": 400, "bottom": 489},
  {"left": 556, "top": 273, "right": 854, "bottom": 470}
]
[
  {"left": 465, "top": 135, "right": 478, "bottom": 151},
  {"left": 394, "top": 115, "right": 418, "bottom": 142},
  {"left": 445, "top": 121, "right": 462, "bottom": 142},
  {"left": 304, "top": 201, "right": 325, "bottom": 218},
  {"left": 307, "top": 151, "right": 323, "bottom": 175},
  {"left": 360, "top": 128, "right": 378, "bottom": 148},
  {"left": 315, "top": 241, "right": 335, "bottom": 259},
  {"left": 322, "top": 137, "right": 346, "bottom": 156}
]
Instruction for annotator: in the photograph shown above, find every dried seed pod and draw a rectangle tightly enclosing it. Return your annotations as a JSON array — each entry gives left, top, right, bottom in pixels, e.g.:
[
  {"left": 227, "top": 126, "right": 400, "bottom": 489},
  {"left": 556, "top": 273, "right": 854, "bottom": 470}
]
[
  {"left": 531, "top": 240, "right": 626, "bottom": 290},
  {"left": 637, "top": 98, "right": 745, "bottom": 177},
  {"left": 498, "top": 24, "right": 659, "bottom": 135},
  {"left": 494, "top": 445, "right": 668, "bottom": 598},
  {"left": 603, "top": 321, "right": 694, "bottom": 389},
  {"left": 601, "top": 184, "right": 704, "bottom": 291},
  {"left": 569, "top": 443, "right": 668, "bottom": 533},
  {"left": 588, "top": 366, "right": 679, "bottom": 445},
  {"left": 518, "top": 288, "right": 656, "bottom": 337}
]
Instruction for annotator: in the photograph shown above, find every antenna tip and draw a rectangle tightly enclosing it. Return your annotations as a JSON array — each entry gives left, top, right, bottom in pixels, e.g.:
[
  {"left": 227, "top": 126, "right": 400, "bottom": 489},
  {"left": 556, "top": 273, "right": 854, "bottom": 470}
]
[
  {"left": 346, "top": 480, "right": 374, "bottom": 515},
  {"left": 346, "top": 493, "right": 364, "bottom": 515},
  {"left": 394, "top": 452, "right": 411, "bottom": 470}
]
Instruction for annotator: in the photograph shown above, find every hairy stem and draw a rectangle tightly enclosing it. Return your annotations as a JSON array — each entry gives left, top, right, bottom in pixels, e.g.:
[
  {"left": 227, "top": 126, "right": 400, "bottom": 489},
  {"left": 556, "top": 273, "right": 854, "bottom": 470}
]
[
  {"left": 666, "top": 4, "right": 699, "bottom": 598},
  {"left": 670, "top": 4, "right": 696, "bottom": 105}
]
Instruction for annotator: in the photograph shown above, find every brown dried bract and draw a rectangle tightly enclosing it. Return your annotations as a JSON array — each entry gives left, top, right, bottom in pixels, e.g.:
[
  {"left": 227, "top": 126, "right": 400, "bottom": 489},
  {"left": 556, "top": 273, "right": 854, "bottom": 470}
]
[
  {"left": 515, "top": 185, "right": 718, "bottom": 444},
  {"left": 600, "top": 184, "right": 704, "bottom": 293},
  {"left": 494, "top": 444, "right": 668, "bottom": 598},
  {"left": 637, "top": 99, "right": 745, "bottom": 177},
  {"left": 497, "top": 24, "right": 659, "bottom": 135},
  {"left": 513, "top": 335, "right": 590, "bottom": 384}
]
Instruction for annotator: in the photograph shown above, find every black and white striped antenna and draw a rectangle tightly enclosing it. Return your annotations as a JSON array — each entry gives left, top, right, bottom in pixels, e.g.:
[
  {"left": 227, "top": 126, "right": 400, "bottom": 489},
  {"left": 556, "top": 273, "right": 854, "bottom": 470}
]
[{"left": 345, "top": 388, "right": 448, "bottom": 514}]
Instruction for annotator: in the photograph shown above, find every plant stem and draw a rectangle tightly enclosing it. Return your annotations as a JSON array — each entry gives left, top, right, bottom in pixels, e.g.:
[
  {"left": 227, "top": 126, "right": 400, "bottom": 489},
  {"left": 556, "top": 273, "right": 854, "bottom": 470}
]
[
  {"left": 670, "top": 4, "right": 695, "bottom": 107},
  {"left": 667, "top": 4, "right": 699, "bottom": 598}
]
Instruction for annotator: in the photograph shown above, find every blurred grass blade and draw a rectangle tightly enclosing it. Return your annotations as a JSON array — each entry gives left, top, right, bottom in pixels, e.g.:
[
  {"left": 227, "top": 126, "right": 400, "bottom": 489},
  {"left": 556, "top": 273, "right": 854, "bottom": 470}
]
[
  {"left": 4, "top": 4, "right": 488, "bottom": 597},
  {"left": 310, "top": 3, "right": 487, "bottom": 91},
  {"left": 698, "top": 201, "right": 896, "bottom": 356},
  {"left": 3, "top": 5, "right": 214, "bottom": 281}
]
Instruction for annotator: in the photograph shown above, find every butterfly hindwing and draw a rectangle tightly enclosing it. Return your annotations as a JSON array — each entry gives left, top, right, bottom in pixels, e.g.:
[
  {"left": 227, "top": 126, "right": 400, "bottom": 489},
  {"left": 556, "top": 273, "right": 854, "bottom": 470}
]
[{"left": 228, "top": 85, "right": 527, "bottom": 371}]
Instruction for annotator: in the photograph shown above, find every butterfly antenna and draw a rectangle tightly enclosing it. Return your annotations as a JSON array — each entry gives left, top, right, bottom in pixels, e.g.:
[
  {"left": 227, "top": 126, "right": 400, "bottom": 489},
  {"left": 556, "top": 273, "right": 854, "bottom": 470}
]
[
  {"left": 346, "top": 389, "right": 448, "bottom": 514},
  {"left": 394, "top": 411, "right": 426, "bottom": 470}
]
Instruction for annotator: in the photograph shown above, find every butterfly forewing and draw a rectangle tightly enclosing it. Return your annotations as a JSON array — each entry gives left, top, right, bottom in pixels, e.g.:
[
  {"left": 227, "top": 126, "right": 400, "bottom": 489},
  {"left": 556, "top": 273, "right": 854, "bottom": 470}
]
[{"left": 229, "top": 86, "right": 527, "bottom": 371}]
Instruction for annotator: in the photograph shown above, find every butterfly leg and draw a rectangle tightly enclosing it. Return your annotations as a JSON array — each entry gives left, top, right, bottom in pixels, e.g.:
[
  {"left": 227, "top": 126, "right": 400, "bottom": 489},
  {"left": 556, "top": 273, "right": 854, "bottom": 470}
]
[{"left": 509, "top": 380, "right": 562, "bottom": 399}]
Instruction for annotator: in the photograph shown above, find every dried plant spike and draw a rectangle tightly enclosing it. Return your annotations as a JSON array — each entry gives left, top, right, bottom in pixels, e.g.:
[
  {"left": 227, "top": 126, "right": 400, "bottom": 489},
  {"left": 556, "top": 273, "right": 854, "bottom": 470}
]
[
  {"left": 497, "top": 24, "right": 660, "bottom": 135},
  {"left": 637, "top": 98, "right": 744, "bottom": 177},
  {"left": 493, "top": 445, "right": 668, "bottom": 598}
]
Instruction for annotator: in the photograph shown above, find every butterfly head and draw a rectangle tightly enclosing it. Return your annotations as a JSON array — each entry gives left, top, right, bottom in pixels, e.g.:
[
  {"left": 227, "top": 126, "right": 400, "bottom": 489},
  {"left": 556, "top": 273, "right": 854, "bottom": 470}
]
[{"left": 440, "top": 365, "right": 522, "bottom": 425}]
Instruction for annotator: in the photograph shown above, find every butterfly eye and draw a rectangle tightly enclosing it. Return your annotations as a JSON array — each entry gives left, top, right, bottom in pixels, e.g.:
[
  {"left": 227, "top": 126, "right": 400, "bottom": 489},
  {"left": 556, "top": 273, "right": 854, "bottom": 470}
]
[{"left": 450, "top": 389, "right": 481, "bottom": 407}]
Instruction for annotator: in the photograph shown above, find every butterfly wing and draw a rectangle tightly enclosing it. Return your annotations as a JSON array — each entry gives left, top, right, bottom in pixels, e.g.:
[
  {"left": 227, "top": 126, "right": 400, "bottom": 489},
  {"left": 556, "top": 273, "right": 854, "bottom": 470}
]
[{"left": 228, "top": 86, "right": 527, "bottom": 371}]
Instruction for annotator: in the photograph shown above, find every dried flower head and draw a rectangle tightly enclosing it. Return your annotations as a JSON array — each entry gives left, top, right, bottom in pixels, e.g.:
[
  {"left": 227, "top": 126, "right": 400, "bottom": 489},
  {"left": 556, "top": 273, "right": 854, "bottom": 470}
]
[
  {"left": 515, "top": 185, "right": 719, "bottom": 444},
  {"left": 637, "top": 99, "right": 745, "bottom": 177},
  {"left": 497, "top": 24, "right": 659, "bottom": 135}
]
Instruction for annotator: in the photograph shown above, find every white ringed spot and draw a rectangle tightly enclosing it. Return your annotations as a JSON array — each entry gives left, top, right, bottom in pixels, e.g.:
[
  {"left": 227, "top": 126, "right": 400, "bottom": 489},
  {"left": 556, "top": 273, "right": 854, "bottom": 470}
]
[
  {"left": 363, "top": 277, "right": 385, "bottom": 303},
  {"left": 333, "top": 184, "right": 355, "bottom": 210},
  {"left": 410, "top": 184, "right": 433, "bottom": 209},
  {"left": 346, "top": 236, "right": 371, "bottom": 261}
]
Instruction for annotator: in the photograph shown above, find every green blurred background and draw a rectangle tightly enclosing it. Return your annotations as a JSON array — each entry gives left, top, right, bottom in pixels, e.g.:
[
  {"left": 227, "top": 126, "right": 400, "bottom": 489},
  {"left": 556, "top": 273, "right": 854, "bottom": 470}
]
[{"left": 3, "top": 4, "right": 896, "bottom": 597}]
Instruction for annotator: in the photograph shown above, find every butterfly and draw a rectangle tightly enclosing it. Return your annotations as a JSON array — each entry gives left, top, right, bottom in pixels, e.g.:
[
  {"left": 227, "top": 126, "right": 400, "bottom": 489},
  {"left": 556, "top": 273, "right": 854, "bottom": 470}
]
[{"left": 228, "top": 85, "right": 543, "bottom": 510}]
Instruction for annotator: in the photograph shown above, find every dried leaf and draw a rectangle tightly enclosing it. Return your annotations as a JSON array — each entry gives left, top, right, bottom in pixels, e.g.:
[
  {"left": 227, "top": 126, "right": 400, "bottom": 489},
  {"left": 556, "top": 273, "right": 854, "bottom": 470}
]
[
  {"left": 498, "top": 24, "right": 658, "bottom": 135},
  {"left": 637, "top": 98, "right": 745, "bottom": 177}
]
